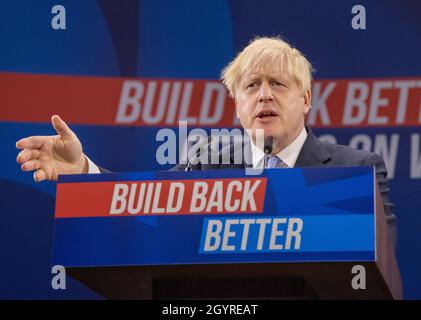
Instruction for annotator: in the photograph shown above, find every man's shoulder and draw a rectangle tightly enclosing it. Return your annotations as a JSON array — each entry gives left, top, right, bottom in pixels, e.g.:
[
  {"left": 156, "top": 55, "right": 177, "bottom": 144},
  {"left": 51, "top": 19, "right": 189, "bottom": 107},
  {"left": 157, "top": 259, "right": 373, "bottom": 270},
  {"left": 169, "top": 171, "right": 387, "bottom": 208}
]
[{"left": 313, "top": 136, "right": 382, "bottom": 166}]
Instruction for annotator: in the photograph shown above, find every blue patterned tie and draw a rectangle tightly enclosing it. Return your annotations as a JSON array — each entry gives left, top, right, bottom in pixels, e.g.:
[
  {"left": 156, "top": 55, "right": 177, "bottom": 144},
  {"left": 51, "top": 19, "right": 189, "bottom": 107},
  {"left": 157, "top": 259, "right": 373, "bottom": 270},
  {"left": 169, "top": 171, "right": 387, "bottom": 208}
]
[{"left": 266, "top": 155, "right": 289, "bottom": 168}]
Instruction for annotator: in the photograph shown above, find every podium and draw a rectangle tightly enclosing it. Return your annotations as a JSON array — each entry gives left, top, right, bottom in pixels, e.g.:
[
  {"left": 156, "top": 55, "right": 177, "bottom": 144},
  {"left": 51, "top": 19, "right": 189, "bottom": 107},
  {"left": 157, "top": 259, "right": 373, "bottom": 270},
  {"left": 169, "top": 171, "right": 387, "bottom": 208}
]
[{"left": 53, "top": 167, "right": 402, "bottom": 299}]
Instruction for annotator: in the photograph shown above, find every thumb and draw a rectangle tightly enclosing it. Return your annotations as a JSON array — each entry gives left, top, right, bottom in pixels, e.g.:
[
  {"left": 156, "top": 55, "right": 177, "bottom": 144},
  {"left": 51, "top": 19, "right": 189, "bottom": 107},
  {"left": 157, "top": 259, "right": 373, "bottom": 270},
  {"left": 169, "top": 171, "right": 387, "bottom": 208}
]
[{"left": 51, "top": 115, "right": 74, "bottom": 139}]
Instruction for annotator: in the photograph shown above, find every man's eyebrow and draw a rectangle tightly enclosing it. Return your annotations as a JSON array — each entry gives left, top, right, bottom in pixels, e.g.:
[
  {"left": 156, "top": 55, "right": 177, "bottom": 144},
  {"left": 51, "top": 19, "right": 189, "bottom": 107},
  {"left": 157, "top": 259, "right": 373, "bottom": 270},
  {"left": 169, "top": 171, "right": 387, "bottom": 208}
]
[
  {"left": 242, "top": 74, "right": 262, "bottom": 82},
  {"left": 241, "top": 73, "right": 290, "bottom": 84},
  {"left": 268, "top": 75, "right": 290, "bottom": 83}
]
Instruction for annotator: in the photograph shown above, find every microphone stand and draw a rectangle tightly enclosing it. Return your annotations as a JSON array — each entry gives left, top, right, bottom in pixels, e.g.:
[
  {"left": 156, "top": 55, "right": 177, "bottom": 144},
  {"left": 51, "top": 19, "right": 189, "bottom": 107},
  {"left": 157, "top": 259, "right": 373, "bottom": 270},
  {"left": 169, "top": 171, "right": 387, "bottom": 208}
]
[
  {"left": 185, "top": 136, "right": 213, "bottom": 171},
  {"left": 263, "top": 136, "right": 273, "bottom": 168}
]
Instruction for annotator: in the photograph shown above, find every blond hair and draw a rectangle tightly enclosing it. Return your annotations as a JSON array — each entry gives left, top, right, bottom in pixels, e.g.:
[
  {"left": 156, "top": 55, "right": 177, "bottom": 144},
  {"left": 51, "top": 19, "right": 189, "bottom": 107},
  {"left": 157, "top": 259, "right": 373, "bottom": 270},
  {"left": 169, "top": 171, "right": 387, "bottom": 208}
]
[{"left": 221, "top": 36, "right": 314, "bottom": 98}]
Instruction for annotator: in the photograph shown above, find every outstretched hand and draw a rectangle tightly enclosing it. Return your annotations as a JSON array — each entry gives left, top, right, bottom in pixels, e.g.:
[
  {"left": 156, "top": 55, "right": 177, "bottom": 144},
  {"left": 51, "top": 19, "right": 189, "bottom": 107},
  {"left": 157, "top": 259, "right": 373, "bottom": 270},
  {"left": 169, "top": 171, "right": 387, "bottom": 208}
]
[{"left": 16, "top": 115, "right": 88, "bottom": 182}]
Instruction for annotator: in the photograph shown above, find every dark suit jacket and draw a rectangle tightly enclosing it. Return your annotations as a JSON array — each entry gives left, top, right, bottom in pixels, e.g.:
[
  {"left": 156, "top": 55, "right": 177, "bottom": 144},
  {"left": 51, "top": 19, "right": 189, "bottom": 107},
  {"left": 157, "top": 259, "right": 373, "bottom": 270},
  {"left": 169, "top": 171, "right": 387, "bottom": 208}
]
[{"left": 171, "top": 126, "right": 397, "bottom": 248}]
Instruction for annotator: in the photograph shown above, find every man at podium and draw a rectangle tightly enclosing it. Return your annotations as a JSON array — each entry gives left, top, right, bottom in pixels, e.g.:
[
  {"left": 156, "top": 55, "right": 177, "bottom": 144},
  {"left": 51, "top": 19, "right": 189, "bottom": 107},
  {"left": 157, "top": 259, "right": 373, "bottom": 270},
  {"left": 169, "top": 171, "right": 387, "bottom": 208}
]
[{"left": 15, "top": 36, "right": 396, "bottom": 248}]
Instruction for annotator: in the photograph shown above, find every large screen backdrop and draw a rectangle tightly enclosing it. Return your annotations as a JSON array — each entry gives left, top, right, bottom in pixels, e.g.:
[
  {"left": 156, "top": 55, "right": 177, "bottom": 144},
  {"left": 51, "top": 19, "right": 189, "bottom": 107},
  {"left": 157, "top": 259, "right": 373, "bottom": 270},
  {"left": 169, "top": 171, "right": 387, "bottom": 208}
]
[{"left": 0, "top": 0, "right": 420, "bottom": 299}]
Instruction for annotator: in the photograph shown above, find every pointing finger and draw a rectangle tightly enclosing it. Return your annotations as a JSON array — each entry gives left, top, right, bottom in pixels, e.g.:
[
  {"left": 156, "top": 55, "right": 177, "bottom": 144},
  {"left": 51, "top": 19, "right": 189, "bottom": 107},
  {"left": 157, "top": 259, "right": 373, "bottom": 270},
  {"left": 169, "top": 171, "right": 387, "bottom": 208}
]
[{"left": 16, "top": 136, "right": 48, "bottom": 149}]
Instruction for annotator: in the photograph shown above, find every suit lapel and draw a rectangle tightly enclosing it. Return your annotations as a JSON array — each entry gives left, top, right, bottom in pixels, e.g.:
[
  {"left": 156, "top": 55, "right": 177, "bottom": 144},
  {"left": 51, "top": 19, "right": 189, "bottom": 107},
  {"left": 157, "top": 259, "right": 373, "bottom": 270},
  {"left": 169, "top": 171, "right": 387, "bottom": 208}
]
[
  {"left": 227, "top": 126, "right": 331, "bottom": 168},
  {"left": 295, "top": 126, "right": 331, "bottom": 167}
]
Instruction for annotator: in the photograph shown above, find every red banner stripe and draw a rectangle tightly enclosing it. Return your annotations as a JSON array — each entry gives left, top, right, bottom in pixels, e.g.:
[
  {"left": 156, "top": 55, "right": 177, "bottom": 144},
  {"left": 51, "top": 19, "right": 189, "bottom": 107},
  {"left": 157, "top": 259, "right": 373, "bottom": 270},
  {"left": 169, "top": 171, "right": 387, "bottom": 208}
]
[
  {"left": 2, "top": 72, "right": 421, "bottom": 128},
  {"left": 55, "top": 178, "right": 267, "bottom": 218}
]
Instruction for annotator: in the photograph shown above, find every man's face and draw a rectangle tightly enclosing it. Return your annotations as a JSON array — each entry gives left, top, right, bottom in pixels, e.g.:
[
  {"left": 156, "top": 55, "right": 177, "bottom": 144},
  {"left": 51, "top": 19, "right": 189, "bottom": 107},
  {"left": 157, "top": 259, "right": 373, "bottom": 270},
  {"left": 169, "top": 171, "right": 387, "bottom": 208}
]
[{"left": 235, "top": 68, "right": 311, "bottom": 153}]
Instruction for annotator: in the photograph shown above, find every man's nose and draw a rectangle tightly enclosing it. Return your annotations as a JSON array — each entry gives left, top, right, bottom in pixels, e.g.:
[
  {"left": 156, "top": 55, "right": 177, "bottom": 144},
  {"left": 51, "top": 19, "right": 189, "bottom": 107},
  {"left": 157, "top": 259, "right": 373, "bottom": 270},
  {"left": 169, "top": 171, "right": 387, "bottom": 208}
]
[{"left": 258, "top": 82, "right": 273, "bottom": 103}]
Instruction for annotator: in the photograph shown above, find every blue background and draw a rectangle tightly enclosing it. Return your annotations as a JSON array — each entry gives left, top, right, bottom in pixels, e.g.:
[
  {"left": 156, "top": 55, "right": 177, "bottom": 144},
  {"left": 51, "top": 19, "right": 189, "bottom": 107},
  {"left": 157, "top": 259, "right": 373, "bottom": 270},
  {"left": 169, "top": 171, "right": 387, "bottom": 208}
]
[{"left": 1, "top": 0, "right": 420, "bottom": 299}]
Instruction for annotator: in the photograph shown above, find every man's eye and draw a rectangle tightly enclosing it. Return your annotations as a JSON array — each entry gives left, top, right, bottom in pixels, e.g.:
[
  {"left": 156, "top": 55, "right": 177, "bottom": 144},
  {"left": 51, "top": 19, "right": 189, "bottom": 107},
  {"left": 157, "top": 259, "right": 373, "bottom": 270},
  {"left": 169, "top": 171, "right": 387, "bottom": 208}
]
[
  {"left": 271, "top": 81, "right": 283, "bottom": 87},
  {"left": 247, "top": 82, "right": 258, "bottom": 89}
]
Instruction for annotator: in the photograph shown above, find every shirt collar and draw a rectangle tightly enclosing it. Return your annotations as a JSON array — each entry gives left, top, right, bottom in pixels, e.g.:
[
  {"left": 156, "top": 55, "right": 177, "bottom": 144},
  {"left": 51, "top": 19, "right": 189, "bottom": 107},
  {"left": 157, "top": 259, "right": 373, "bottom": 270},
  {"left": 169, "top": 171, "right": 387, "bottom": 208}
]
[{"left": 251, "top": 126, "right": 308, "bottom": 168}]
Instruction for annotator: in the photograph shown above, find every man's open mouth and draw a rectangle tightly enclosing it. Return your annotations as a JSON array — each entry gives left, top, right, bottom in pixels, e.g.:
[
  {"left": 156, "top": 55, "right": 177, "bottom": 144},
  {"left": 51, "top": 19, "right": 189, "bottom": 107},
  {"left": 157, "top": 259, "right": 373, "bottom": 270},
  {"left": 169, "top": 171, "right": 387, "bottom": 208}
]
[{"left": 256, "top": 110, "right": 278, "bottom": 118}]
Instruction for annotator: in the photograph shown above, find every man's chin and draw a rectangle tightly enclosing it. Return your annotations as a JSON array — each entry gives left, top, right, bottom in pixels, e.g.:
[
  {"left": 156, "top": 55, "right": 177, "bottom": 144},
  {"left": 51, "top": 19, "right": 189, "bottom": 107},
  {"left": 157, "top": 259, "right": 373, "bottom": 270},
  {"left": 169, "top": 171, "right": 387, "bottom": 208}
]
[
  {"left": 251, "top": 124, "right": 279, "bottom": 137},
  {"left": 245, "top": 127, "right": 280, "bottom": 147}
]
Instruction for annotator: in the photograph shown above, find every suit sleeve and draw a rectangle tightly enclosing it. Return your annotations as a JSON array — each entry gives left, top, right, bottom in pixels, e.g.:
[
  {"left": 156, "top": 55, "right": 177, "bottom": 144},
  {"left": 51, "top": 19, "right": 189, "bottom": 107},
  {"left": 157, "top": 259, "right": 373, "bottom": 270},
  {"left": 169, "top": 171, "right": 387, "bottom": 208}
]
[
  {"left": 98, "top": 166, "right": 112, "bottom": 173},
  {"left": 100, "top": 165, "right": 186, "bottom": 172},
  {"left": 362, "top": 153, "right": 397, "bottom": 250},
  {"left": 170, "top": 164, "right": 187, "bottom": 171}
]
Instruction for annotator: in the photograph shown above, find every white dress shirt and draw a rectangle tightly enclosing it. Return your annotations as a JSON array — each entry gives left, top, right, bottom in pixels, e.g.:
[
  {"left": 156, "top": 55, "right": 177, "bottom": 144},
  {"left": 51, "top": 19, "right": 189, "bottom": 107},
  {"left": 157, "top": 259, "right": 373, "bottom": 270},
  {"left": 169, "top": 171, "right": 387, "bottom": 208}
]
[
  {"left": 250, "top": 126, "right": 308, "bottom": 169},
  {"left": 86, "top": 156, "right": 101, "bottom": 174}
]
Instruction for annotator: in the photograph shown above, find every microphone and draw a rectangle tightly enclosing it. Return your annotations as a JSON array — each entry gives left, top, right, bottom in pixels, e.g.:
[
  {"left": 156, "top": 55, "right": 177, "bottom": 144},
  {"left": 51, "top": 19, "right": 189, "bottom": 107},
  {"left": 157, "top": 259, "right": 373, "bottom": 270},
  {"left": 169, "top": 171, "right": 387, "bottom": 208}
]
[
  {"left": 263, "top": 136, "right": 273, "bottom": 168},
  {"left": 185, "top": 135, "right": 214, "bottom": 171},
  {"left": 264, "top": 136, "right": 273, "bottom": 154}
]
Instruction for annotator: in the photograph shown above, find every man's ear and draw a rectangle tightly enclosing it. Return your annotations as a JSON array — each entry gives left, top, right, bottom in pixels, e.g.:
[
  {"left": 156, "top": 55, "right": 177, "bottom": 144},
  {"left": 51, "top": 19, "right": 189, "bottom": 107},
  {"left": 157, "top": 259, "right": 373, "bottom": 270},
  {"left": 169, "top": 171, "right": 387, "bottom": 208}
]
[{"left": 303, "top": 88, "right": 312, "bottom": 114}]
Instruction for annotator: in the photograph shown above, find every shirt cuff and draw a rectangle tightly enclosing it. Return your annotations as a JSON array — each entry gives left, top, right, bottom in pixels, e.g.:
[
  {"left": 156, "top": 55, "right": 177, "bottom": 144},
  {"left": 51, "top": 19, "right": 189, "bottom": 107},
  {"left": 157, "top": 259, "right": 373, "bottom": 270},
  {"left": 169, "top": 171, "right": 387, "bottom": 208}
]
[{"left": 86, "top": 155, "right": 101, "bottom": 174}]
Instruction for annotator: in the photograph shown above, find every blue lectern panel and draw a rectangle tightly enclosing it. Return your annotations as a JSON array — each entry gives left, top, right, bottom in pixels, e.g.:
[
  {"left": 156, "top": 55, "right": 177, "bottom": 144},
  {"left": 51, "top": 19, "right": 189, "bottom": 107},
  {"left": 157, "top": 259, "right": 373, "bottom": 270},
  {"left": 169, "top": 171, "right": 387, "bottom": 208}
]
[{"left": 53, "top": 167, "right": 375, "bottom": 267}]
